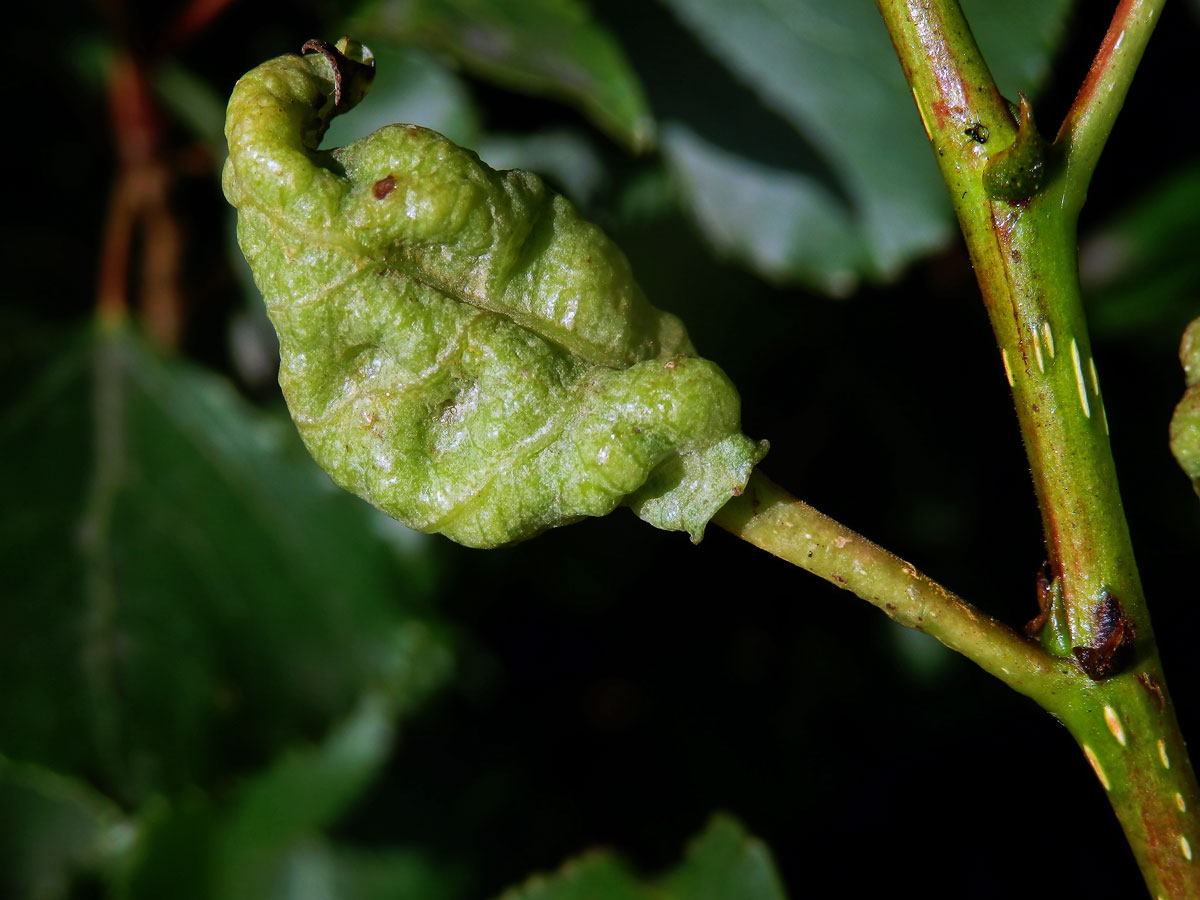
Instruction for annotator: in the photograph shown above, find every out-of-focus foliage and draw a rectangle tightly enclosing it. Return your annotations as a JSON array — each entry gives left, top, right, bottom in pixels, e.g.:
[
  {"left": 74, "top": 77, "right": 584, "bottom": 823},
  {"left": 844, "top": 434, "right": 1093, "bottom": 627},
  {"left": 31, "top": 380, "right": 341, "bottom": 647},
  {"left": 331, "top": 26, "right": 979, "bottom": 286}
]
[
  {"left": 652, "top": 0, "right": 1071, "bottom": 292},
  {"left": 0, "top": 758, "right": 129, "bottom": 900},
  {"left": 496, "top": 816, "right": 787, "bottom": 900},
  {"left": 1081, "top": 165, "right": 1200, "bottom": 342},
  {"left": 0, "top": 320, "right": 453, "bottom": 896},
  {"left": 1, "top": 321, "right": 449, "bottom": 801},
  {"left": 115, "top": 692, "right": 463, "bottom": 900},
  {"left": 350, "top": 0, "right": 655, "bottom": 151}
]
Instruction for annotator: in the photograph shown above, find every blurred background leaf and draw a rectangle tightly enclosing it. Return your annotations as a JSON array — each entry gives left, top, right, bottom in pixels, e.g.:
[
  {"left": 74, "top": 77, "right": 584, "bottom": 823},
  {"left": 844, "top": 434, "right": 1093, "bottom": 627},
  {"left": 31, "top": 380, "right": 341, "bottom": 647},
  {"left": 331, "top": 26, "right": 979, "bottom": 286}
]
[
  {"left": 114, "top": 690, "right": 463, "bottom": 900},
  {"left": 660, "top": 816, "right": 787, "bottom": 900},
  {"left": 349, "top": 0, "right": 655, "bottom": 151},
  {"left": 495, "top": 815, "right": 785, "bottom": 900},
  {"left": 0, "top": 758, "right": 132, "bottom": 900},
  {"left": 1081, "top": 164, "right": 1200, "bottom": 344},
  {"left": 0, "top": 320, "right": 451, "bottom": 806},
  {"left": 644, "top": 0, "right": 1070, "bottom": 292}
]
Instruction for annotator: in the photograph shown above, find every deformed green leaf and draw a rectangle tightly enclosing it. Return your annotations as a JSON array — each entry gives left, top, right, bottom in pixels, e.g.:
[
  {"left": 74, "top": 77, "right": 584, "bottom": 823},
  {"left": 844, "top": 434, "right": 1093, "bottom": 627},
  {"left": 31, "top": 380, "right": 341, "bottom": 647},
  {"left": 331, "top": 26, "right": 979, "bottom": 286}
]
[
  {"left": 223, "top": 40, "right": 765, "bottom": 549},
  {"left": 1170, "top": 317, "right": 1200, "bottom": 498},
  {"left": 493, "top": 814, "right": 788, "bottom": 900},
  {"left": 350, "top": 0, "right": 655, "bottom": 151}
]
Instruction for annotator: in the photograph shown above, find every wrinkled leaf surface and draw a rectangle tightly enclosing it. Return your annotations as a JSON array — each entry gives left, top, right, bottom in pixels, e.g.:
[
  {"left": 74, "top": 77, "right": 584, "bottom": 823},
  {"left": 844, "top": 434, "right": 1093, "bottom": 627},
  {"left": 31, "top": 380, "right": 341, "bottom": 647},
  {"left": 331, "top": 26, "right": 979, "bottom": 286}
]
[{"left": 223, "top": 43, "right": 764, "bottom": 549}]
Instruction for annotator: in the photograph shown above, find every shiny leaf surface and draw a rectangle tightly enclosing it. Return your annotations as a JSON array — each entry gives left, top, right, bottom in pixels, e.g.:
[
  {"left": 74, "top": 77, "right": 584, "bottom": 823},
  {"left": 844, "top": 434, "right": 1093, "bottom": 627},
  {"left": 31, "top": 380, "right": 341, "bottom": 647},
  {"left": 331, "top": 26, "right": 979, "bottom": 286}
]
[{"left": 223, "top": 42, "right": 764, "bottom": 548}]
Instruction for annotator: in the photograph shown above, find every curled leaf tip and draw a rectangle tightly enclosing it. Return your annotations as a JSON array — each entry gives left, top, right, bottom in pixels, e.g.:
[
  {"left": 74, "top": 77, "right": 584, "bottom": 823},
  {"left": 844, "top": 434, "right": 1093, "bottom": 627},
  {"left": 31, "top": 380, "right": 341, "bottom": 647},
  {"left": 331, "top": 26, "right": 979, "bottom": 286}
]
[
  {"left": 300, "top": 37, "right": 375, "bottom": 111},
  {"left": 223, "top": 43, "right": 765, "bottom": 548}
]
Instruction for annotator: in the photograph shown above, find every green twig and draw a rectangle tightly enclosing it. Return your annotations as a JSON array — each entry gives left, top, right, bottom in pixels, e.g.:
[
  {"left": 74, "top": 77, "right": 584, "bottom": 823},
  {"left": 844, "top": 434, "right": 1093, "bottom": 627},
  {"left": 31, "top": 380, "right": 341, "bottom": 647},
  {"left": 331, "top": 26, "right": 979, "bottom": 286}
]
[
  {"left": 865, "top": 0, "right": 1199, "bottom": 896},
  {"left": 713, "top": 471, "right": 1079, "bottom": 708},
  {"left": 1057, "top": 0, "right": 1168, "bottom": 215}
]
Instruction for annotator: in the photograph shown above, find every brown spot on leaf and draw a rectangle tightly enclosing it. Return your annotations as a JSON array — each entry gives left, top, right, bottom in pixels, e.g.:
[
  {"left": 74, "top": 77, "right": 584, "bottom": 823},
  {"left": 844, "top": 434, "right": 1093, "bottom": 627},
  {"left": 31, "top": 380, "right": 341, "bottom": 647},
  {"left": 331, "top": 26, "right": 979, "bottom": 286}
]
[{"left": 373, "top": 174, "right": 397, "bottom": 199}]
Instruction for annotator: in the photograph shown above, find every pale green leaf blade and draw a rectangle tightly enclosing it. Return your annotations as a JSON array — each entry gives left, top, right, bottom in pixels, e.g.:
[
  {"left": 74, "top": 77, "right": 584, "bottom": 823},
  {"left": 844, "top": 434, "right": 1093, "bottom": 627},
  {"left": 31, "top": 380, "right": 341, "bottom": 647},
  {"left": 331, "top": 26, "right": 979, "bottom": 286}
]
[
  {"left": 662, "top": 122, "right": 865, "bottom": 296},
  {"left": 657, "top": 0, "right": 1072, "bottom": 285},
  {"left": 351, "top": 0, "right": 655, "bottom": 151},
  {"left": 657, "top": 0, "right": 948, "bottom": 280}
]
